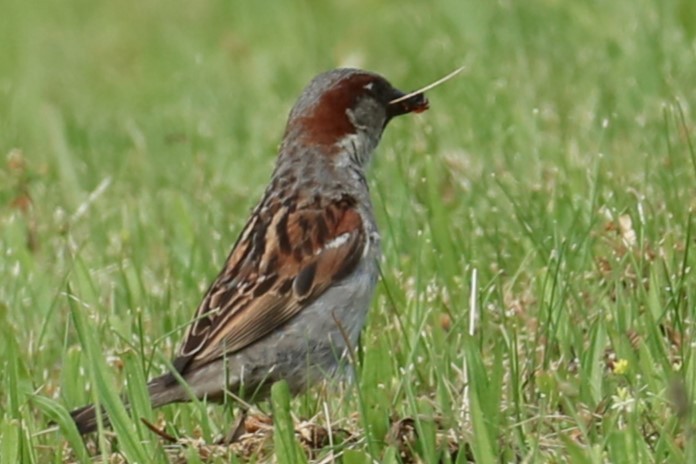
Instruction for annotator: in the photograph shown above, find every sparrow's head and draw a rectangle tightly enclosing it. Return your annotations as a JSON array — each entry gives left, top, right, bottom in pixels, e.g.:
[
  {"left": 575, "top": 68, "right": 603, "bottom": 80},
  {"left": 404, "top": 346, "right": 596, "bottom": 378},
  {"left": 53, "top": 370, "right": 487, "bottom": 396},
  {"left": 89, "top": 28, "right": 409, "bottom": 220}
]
[{"left": 282, "top": 68, "right": 428, "bottom": 164}]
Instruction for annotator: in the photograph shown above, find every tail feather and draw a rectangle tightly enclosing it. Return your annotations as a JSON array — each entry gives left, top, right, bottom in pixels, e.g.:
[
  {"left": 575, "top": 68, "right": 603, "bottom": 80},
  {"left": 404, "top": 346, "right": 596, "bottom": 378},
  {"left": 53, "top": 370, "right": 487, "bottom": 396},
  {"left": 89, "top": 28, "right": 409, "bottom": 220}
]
[
  {"left": 70, "top": 403, "right": 107, "bottom": 435},
  {"left": 68, "top": 373, "right": 186, "bottom": 435}
]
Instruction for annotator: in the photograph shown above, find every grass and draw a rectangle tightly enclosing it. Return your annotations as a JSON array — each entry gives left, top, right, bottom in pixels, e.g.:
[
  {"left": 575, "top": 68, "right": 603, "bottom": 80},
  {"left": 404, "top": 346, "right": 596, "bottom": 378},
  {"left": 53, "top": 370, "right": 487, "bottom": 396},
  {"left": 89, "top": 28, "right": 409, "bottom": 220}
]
[{"left": 1, "top": 0, "right": 696, "bottom": 461}]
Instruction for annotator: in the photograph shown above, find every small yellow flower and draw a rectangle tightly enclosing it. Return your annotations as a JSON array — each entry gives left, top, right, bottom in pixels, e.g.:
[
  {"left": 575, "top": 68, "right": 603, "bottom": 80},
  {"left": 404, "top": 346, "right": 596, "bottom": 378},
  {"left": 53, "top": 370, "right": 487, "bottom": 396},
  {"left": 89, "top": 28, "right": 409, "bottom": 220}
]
[{"left": 613, "top": 358, "right": 629, "bottom": 375}]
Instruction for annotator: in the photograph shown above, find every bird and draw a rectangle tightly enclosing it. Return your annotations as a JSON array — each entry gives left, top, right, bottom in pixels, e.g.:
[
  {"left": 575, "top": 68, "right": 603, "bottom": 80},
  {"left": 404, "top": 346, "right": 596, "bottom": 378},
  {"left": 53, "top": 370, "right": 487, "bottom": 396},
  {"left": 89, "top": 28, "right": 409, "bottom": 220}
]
[{"left": 69, "top": 68, "right": 429, "bottom": 435}]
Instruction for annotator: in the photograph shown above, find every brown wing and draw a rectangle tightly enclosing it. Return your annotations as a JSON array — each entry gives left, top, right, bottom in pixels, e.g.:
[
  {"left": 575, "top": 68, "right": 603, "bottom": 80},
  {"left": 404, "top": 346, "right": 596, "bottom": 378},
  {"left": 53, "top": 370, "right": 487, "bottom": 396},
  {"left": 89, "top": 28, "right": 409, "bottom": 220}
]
[{"left": 172, "top": 194, "right": 366, "bottom": 375}]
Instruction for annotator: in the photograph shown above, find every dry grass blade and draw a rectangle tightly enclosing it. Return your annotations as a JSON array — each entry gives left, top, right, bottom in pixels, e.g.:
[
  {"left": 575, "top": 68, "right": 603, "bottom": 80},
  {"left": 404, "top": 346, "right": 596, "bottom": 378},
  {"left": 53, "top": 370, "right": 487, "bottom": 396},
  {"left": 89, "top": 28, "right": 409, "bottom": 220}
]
[
  {"left": 389, "top": 66, "right": 465, "bottom": 104},
  {"left": 141, "top": 418, "right": 178, "bottom": 443}
]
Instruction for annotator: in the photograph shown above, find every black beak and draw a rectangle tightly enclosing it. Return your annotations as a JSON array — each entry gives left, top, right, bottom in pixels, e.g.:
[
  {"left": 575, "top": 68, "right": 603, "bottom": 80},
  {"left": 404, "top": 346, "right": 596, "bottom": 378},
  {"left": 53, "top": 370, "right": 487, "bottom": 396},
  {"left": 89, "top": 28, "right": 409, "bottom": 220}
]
[{"left": 386, "top": 90, "right": 429, "bottom": 119}]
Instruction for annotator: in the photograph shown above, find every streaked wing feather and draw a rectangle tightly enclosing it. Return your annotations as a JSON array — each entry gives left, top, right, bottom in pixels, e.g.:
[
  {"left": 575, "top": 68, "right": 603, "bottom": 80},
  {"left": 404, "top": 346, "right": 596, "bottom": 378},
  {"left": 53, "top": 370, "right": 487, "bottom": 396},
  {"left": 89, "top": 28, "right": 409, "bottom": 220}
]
[{"left": 174, "top": 196, "right": 366, "bottom": 373}]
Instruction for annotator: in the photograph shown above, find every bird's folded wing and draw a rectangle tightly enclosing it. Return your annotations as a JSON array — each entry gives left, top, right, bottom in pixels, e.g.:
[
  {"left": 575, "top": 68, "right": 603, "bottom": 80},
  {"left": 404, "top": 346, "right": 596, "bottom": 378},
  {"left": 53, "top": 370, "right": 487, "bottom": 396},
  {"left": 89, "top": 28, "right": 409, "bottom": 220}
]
[{"left": 173, "top": 195, "right": 366, "bottom": 374}]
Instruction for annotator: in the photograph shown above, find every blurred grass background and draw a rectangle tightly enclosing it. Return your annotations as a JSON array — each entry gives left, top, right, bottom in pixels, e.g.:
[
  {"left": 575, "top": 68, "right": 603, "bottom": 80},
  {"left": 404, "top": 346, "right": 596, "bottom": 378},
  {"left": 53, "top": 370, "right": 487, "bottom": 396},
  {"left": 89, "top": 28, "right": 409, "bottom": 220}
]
[{"left": 1, "top": 0, "right": 696, "bottom": 461}]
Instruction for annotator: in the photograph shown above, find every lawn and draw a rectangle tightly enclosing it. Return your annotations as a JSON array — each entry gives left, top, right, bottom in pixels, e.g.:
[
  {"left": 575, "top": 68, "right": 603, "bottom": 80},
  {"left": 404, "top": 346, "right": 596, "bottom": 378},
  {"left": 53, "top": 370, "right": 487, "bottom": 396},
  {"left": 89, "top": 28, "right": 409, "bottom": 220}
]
[{"left": 1, "top": 0, "right": 695, "bottom": 462}]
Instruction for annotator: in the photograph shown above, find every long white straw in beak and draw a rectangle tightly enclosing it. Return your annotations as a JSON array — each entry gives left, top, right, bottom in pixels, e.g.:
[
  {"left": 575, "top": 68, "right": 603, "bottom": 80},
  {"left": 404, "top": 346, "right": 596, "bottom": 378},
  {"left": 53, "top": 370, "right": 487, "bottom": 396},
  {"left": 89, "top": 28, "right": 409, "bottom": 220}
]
[{"left": 389, "top": 66, "right": 466, "bottom": 104}]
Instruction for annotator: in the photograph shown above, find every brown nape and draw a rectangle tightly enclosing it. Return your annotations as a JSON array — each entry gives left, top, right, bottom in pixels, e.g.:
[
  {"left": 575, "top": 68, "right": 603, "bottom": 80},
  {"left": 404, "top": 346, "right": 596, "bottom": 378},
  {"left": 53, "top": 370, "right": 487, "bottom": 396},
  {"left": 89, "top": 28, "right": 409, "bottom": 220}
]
[{"left": 288, "top": 75, "right": 376, "bottom": 147}]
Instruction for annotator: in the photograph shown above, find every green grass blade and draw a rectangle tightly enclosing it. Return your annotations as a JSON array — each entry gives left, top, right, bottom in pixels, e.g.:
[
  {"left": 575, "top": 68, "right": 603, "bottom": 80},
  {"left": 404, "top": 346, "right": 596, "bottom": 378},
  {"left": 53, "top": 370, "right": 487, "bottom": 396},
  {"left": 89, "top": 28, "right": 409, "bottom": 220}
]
[
  {"left": 271, "top": 380, "right": 307, "bottom": 464},
  {"left": 66, "top": 286, "right": 151, "bottom": 463},
  {"left": 30, "top": 395, "right": 89, "bottom": 463}
]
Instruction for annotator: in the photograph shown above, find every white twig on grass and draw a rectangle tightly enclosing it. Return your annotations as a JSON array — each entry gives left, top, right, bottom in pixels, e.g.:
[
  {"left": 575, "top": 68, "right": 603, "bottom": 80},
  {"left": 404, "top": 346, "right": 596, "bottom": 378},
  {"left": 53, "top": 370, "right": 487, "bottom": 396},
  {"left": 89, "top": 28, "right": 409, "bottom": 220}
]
[
  {"left": 460, "top": 268, "right": 478, "bottom": 428},
  {"left": 71, "top": 176, "right": 112, "bottom": 223},
  {"left": 469, "top": 268, "right": 478, "bottom": 338},
  {"left": 322, "top": 401, "right": 336, "bottom": 464}
]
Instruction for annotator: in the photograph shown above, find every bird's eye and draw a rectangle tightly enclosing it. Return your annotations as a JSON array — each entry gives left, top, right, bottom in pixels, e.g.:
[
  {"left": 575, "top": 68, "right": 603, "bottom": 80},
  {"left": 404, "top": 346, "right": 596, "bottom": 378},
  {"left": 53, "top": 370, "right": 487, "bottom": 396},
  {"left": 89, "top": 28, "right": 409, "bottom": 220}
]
[{"left": 363, "top": 82, "right": 374, "bottom": 92}]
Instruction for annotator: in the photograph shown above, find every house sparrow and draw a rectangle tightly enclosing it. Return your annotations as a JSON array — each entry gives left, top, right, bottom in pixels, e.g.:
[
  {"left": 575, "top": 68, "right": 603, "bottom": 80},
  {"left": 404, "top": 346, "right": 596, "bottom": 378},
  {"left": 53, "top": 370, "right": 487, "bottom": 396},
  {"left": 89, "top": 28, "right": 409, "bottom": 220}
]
[{"left": 70, "top": 68, "right": 429, "bottom": 434}]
